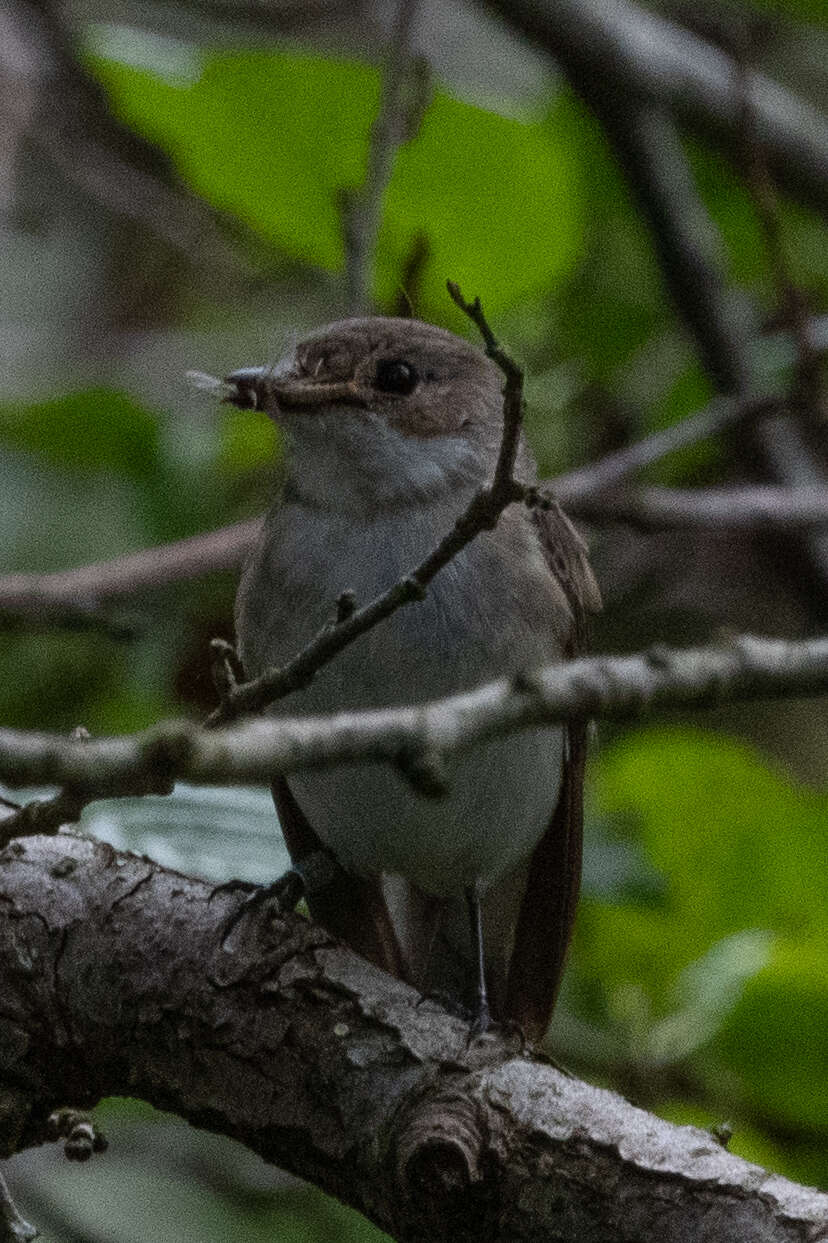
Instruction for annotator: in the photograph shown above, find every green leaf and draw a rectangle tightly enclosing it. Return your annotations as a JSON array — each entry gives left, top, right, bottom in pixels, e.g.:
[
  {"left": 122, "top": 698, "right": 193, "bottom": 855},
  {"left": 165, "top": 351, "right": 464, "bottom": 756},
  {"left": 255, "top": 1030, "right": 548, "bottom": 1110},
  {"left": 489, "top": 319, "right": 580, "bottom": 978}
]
[
  {"left": 573, "top": 729, "right": 828, "bottom": 1057},
  {"left": 596, "top": 728, "right": 828, "bottom": 951},
  {"left": 647, "top": 929, "right": 774, "bottom": 1063},
  {"left": 378, "top": 91, "right": 582, "bottom": 319},
  {"left": 715, "top": 937, "right": 828, "bottom": 1133},
  {"left": 0, "top": 389, "right": 160, "bottom": 479},
  {"left": 87, "top": 48, "right": 373, "bottom": 269},
  {"left": 85, "top": 45, "right": 582, "bottom": 315}
]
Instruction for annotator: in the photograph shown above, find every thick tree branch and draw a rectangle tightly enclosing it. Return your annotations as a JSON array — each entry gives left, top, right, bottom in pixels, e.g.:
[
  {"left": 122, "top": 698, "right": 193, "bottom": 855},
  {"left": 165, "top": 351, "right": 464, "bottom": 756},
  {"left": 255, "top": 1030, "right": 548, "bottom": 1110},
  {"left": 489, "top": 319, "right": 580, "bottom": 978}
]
[
  {"left": 1, "top": 834, "right": 825, "bottom": 1243},
  {"left": 0, "top": 637, "right": 825, "bottom": 817}
]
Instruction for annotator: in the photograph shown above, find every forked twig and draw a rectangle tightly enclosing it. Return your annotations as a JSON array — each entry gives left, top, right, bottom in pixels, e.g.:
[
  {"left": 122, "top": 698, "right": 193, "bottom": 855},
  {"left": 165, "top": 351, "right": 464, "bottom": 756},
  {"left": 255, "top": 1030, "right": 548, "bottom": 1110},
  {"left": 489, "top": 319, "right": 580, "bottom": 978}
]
[{"left": 207, "top": 283, "right": 527, "bottom": 725}]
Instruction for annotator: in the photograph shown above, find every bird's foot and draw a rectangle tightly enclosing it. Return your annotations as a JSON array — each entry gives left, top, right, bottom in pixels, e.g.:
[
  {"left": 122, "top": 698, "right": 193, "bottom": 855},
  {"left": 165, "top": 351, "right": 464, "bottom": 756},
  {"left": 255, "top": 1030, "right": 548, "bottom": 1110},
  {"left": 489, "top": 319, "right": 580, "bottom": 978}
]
[
  {"left": 468, "top": 996, "right": 492, "bottom": 1041},
  {"left": 415, "top": 988, "right": 472, "bottom": 1021},
  {"left": 216, "top": 850, "right": 338, "bottom": 941}
]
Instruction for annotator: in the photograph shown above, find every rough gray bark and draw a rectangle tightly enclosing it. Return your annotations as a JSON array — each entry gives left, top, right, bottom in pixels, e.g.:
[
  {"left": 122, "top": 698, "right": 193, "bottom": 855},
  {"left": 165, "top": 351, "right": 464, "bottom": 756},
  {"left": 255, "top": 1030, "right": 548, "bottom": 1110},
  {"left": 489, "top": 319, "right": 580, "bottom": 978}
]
[{"left": 1, "top": 833, "right": 826, "bottom": 1243}]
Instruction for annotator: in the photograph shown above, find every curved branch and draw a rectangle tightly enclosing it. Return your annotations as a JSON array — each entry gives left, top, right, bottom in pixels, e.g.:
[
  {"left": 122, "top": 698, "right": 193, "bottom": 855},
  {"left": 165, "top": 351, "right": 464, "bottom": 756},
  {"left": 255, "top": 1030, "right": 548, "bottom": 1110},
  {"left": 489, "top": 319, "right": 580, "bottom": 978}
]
[
  {"left": 0, "top": 519, "right": 259, "bottom": 613},
  {"left": 2, "top": 394, "right": 826, "bottom": 623},
  {"left": 1, "top": 835, "right": 825, "bottom": 1243}
]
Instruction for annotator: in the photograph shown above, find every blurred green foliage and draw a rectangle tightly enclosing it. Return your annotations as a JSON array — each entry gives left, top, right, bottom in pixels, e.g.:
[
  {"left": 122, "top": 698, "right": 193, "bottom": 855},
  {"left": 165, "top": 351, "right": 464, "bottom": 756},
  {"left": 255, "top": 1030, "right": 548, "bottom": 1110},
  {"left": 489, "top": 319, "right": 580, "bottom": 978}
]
[
  {"left": 573, "top": 730, "right": 828, "bottom": 1174},
  {"left": 2, "top": 9, "right": 827, "bottom": 1241},
  {"left": 89, "top": 47, "right": 581, "bottom": 319}
]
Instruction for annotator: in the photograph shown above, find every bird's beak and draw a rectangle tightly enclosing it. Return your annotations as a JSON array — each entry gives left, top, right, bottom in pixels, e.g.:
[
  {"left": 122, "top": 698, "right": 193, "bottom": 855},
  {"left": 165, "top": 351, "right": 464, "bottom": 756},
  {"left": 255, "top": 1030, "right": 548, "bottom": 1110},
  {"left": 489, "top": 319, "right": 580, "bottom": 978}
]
[
  {"left": 223, "top": 367, "right": 367, "bottom": 413},
  {"left": 223, "top": 367, "right": 268, "bottom": 410}
]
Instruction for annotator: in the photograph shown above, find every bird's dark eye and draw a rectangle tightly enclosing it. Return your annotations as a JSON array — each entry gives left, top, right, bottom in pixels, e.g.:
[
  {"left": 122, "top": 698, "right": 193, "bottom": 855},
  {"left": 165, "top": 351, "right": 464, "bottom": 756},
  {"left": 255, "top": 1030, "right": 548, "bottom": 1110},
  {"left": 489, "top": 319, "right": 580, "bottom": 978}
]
[{"left": 374, "top": 358, "right": 418, "bottom": 395}]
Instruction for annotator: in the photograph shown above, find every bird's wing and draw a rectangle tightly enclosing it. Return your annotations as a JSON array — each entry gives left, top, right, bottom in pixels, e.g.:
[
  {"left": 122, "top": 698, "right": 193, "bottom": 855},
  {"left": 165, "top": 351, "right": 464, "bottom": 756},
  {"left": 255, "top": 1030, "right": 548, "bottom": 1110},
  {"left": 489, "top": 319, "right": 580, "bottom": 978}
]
[
  {"left": 531, "top": 499, "right": 602, "bottom": 647},
  {"left": 504, "top": 501, "right": 601, "bottom": 1041},
  {"left": 271, "top": 777, "right": 406, "bottom": 979}
]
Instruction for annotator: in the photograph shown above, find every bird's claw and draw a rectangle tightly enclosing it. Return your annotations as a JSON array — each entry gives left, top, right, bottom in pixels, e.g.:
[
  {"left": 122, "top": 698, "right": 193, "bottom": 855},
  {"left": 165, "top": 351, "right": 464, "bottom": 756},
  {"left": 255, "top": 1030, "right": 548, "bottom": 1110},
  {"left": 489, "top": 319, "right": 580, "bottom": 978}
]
[{"left": 217, "top": 850, "right": 339, "bottom": 943}]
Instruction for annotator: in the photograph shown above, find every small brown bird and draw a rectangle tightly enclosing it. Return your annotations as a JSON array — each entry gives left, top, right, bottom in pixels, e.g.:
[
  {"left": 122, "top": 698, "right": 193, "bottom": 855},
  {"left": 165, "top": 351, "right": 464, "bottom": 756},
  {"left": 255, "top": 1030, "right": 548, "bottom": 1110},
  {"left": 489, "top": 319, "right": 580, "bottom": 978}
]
[{"left": 228, "top": 317, "right": 600, "bottom": 1040}]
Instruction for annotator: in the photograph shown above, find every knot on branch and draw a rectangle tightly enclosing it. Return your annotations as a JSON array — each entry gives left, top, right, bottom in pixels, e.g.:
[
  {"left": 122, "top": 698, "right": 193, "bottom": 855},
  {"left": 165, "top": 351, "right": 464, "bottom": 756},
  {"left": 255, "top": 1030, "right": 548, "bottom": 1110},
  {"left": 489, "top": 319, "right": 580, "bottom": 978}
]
[
  {"left": 210, "top": 637, "right": 243, "bottom": 701},
  {"left": 401, "top": 576, "right": 428, "bottom": 602},
  {"left": 395, "top": 745, "right": 450, "bottom": 798},
  {"left": 141, "top": 724, "right": 195, "bottom": 795},
  {"left": 395, "top": 1087, "right": 485, "bottom": 1205},
  {"left": 523, "top": 484, "right": 553, "bottom": 511},
  {"left": 335, "top": 589, "right": 357, "bottom": 622}
]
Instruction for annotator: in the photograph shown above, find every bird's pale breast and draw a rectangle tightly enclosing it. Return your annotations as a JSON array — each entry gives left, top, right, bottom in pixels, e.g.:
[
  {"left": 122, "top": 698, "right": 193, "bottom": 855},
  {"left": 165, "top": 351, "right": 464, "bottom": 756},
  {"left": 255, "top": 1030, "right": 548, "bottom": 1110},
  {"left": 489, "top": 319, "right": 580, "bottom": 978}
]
[{"left": 236, "top": 497, "right": 566, "bottom": 895}]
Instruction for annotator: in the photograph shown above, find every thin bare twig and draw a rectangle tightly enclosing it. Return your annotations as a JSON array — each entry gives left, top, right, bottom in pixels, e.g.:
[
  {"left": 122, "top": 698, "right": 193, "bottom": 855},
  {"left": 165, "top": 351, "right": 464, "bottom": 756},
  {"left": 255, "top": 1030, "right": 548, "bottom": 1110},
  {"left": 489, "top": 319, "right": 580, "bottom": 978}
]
[
  {"left": 0, "top": 725, "right": 160, "bottom": 841},
  {"left": 0, "top": 598, "right": 137, "bottom": 640},
  {"left": 447, "top": 281, "right": 525, "bottom": 488},
  {"left": 207, "top": 284, "right": 526, "bottom": 725},
  {"left": 393, "top": 230, "right": 430, "bottom": 316},
  {"left": 0, "top": 519, "right": 259, "bottom": 614},
  {"left": 344, "top": 0, "right": 427, "bottom": 313},
  {"left": 0, "top": 789, "right": 88, "bottom": 841},
  {"left": 1, "top": 636, "right": 825, "bottom": 808},
  {"left": 552, "top": 394, "right": 778, "bottom": 501},
  {"left": 210, "top": 638, "right": 242, "bottom": 701}
]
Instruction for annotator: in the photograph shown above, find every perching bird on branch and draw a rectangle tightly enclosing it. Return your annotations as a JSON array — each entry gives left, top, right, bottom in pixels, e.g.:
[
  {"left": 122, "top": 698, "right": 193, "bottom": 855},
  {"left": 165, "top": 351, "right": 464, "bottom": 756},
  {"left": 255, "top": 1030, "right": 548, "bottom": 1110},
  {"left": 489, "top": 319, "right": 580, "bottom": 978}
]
[{"left": 225, "top": 315, "right": 600, "bottom": 1040}]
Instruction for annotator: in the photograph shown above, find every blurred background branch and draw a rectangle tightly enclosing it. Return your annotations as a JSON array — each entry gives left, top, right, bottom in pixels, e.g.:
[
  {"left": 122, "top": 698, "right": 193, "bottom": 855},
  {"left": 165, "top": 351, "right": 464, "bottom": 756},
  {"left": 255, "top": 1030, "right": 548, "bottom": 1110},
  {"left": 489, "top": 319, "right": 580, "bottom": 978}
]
[
  {"left": 481, "top": 0, "right": 828, "bottom": 210},
  {"left": 342, "top": 0, "right": 427, "bottom": 313}
]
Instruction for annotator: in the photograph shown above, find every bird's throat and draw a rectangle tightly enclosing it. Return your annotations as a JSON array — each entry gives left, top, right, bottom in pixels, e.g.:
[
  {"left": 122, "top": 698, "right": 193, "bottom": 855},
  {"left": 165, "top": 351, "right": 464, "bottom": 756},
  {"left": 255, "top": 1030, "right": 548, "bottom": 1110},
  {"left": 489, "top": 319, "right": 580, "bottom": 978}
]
[{"left": 281, "top": 408, "right": 487, "bottom": 518}]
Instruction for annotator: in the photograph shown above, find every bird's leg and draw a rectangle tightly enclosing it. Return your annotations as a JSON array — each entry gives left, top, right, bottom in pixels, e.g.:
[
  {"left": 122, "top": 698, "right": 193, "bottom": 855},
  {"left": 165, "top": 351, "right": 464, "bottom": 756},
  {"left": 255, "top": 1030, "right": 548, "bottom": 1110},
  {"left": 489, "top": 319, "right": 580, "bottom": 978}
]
[{"left": 466, "top": 880, "right": 491, "bottom": 1036}]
